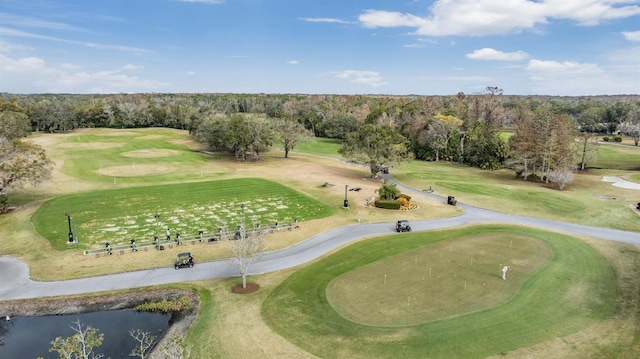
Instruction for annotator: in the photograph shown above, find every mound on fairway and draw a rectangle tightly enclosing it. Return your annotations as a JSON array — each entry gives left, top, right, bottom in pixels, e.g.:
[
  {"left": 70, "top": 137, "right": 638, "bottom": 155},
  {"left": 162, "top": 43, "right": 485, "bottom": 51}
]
[
  {"left": 32, "top": 178, "right": 334, "bottom": 249},
  {"left": 96, "top": 164, "right": 177, "bottom": 177},
  {"left": 262, "top": 225, "right": 616, "bottom": 359},
  {"left": 120, "top": 149, "right": 182, "bottom": 158},
  {"left": 327, "top": 234, "right": 551, "bottom": 326}
]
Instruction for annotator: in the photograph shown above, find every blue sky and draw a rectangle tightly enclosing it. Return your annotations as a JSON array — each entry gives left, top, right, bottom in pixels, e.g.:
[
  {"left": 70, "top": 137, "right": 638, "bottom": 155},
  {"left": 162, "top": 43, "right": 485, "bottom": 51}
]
[{"left": 1, "top": 0, "right": 639, "bottom": 95}]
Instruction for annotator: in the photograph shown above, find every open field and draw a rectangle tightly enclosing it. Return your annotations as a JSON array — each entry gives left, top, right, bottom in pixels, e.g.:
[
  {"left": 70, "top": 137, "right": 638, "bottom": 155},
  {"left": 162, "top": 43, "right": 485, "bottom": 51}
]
[
  {"left": 32, "top": 178, "right": 333, "bottom": 249},
  {"left": 1, "top": 128, "right": 640, "bottom": 358},
  {"left": 262, "top": 225, "right": 617, "bottom": 359}
]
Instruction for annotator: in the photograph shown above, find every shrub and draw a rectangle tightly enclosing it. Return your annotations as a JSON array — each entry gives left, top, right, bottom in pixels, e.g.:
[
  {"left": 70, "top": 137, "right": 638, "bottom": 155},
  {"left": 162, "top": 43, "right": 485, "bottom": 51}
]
[
  {"left": 602, "top": 136, "right": 610, "bottom": 142},
  {"left": 397, "top": 197, "right": 410, "bottom": 208},
  {"left": 613, "top": 135, "right": 623, "bottom": 143},
  {"left": 376, "top": 182, "right": 400, "bottom": 200},
  {"left": 374, "top": 199, "right": 401, "bottom": 210},
  {"left": 397, "top": 193, "right": 412, "bottom": 201},
  {"left": 134, "top": 296, "right": 192, "bottom": 314}
]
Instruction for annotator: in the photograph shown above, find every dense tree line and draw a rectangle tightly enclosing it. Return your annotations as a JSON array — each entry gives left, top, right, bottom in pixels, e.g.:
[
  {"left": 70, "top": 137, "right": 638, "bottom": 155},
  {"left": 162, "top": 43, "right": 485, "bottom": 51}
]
[{"left": 2, "top": 90, "right": 640, "bottom": 193}]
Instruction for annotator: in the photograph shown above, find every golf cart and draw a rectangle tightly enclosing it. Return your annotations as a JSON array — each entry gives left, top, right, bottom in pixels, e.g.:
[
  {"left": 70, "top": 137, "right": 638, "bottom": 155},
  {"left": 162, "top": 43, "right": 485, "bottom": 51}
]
[
  {"left": 395, "top": 220, "right": 412, "bottom": 232},
  {"left": 174, "top": 252, "right": 194, "bottom": 269}
]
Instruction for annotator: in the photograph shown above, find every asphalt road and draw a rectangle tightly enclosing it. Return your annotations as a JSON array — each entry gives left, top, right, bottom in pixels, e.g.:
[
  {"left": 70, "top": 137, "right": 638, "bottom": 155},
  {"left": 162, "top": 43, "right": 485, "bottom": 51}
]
[{"left": 2, "top": 176, "right": 640, "bottom": 301}]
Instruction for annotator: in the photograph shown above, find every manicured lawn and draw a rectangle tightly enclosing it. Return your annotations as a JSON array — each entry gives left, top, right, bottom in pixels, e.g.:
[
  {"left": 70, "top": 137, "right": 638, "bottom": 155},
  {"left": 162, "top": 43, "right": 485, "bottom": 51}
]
[
  {"left": 590, "top": 143, "right": 640, "bottom": 170},
  {"left": 32, "top": 178, "right": 334, "bottom": 249},
  {"left": 58, "top": 129, "right": 227, "bottom": 184},
  {"left": 326, "top": 233, "right": 551, "bottom": 326},
  {"left": 262, "top": 225, "right": 616, "bottom": 359},
  {"left": 292, "top": 137, "right": 342, "bottom": 157},
  {"left": 394, "top": 160, "right": 640, "bottom": 232}
]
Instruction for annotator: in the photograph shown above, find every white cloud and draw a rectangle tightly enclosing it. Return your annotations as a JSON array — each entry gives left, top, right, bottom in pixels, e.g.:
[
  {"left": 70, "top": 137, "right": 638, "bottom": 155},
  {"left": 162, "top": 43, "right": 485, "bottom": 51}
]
[
  {"left": 0, "top": 54, "right": 167, "bottom": 93},
  {"left": 358, "top": 0, "right": 640, "bottom": 36},
  {"left": 0, "top": 13, "right": 83, "bottom": 31},
  {"left": 525, "top": 59, "right": 602, "bottom": 73},
  {"left": 331, "top": 70, "right": 389, "bottom": 88},
  {"left": 466, "top": 48, "right": 530, "bottom": 61},
  {"left": 0, "top": 27, "right": 151, "bottom": 54},
  {"left": 622, "top": 31, "right": 640, "bottom": 42},
  {"left": 121, "top": 64, "right": 144, "bottom": 71},
  {"left": 299, "top": 17, "right": 352, "bottom": 24},
  {"left": 60, "top": 63, "right": 81, "bottom": 70},
  {"left": 186, "top": 71, "right": 196, "bottom": 76},
  {"left": 0, "top": 39, "right": 33, "bottom": 54},
  {"left": 287, "top": 60, "right": 299, "bottom": 65}
]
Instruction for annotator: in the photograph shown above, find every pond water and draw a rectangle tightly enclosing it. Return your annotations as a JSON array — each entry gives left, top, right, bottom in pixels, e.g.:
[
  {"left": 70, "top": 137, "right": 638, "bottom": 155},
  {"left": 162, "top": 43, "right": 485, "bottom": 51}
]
[{"left": 0, "top": 309, "right": 170, "bottom": 358}]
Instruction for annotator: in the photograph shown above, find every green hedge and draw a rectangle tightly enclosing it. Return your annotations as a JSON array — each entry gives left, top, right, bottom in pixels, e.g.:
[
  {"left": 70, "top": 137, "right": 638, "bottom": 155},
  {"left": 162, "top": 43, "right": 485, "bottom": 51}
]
[
  {"left": 398, "top": 193, "right": 412, "bottom": 201},
  {"left": 374, "top": 199, "right": 401, "bottom": 210}
]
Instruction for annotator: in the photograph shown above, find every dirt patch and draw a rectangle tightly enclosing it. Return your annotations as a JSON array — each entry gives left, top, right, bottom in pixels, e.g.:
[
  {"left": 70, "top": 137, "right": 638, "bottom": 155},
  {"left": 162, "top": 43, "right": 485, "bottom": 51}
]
[
  {"left": 97, "top": 164, "right": 176, "bottom": 177},
  {"left": 121, "top": 149, "right": 181, "bottom": 158},
  {"left": 595, "top": 195, "right": 625, "bottom": 200},
  {"left": 231, "top": 282, "right": 260, "bottom": 294}
]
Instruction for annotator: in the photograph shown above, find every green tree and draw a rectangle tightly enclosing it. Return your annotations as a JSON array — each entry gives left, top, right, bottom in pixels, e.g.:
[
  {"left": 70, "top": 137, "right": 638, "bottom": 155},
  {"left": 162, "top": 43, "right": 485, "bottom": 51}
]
[
  {"left": 463, "top": 121, "right": 508, "bottom": 170},
  {"left": 0, "top": 109, "right": 31, "bottom": 140},
  {"left": 339, "top": 124, "right": 413, "bottom": 178},
  {"left": 0, "top": 105, "right": 54, "bottom": 212},
  {"left": 420, "top": 114, "right": 463, "bottom": 161},
  {"left": 272, "top": 118, "right": 313, "bottom": 158},
  {"left": 376, "top": 182, "right": 400, "bottom": 200}
]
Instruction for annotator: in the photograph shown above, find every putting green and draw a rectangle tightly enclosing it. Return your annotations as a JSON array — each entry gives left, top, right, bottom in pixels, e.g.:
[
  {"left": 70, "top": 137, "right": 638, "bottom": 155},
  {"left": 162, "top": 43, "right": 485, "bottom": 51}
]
[
  {"left": 326, "top": 234, "right": 551, "bottom": 326},
  {"left": 262, "top": 225, "right": 616, "bottom": 359}
]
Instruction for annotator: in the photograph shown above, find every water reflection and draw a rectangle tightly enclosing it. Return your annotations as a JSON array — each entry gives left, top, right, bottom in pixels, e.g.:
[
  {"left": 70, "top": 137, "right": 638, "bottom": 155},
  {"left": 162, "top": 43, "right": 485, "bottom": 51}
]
[{"left": 0, "top": 309, "right": 170, "bottom": 358}]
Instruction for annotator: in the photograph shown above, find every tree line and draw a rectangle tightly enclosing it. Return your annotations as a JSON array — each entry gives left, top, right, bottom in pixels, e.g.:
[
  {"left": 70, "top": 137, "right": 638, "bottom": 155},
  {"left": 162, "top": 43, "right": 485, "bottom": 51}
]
[{"left": 2, "top": 89, "right": 640, "bottom": 209}]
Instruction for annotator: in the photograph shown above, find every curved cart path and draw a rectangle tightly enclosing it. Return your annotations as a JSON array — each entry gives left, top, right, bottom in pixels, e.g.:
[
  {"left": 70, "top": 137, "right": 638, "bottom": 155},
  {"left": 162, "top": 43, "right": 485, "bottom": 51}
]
[{"left": 2, "top": 176, "right": 640, "bottom": 300}]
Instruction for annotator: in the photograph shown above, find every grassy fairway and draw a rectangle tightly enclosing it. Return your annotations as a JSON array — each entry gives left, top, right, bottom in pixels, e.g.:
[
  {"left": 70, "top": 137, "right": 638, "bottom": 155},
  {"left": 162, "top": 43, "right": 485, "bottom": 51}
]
[
  {"left": 394, "top": 159, "right": 640, "bottom": 232},
  {"left": 32, "top": 178, "right": 334, "bottom": 249},
  {"left": 262, "top": 225, "right": 616, "bottom": 359}
]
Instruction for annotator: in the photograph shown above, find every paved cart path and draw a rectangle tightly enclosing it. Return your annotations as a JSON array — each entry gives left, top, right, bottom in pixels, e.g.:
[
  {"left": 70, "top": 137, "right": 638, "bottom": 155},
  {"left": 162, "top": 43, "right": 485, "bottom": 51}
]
[{"left": 2, "top": 176, "right": 640, "bottom": 300}]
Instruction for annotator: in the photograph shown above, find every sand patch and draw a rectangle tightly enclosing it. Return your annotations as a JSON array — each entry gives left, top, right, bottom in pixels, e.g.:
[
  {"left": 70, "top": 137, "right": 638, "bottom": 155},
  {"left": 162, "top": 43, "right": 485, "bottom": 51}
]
[
  {"left": 121, "top": 149, "right": 181, "bottom": 158},
  {"left": 602, "top": 176, "right": 640, "bottom": 190},
  {"left": 97, "top": 164, "right": 175, "bottom": 177}
]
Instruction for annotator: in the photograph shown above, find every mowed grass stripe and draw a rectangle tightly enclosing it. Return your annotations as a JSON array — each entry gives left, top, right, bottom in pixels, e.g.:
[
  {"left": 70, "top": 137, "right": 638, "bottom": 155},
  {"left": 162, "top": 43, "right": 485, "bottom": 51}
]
[
  {"left": 262, "top": 225, "right": 616, "bottom": 359},
  {"left": 32, "top": 178, "right": 334, "bottom": 249}
]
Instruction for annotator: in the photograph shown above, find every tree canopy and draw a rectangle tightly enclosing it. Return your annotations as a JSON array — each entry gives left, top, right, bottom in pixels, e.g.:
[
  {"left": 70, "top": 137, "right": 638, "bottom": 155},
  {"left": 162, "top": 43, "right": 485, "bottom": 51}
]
[{"left": 339, "top": 124, "right": 413, "bottom": 177}]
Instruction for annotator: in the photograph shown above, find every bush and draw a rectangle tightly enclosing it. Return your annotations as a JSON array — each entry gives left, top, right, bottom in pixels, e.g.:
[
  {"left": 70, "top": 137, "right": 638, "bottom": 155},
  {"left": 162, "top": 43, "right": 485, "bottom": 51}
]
[
  {"left": 602, "top": 136, "right": 610, "bottom": 142},
  {"left": 374, "top": 199, "right": 401, "bottom": 210},
  {"left": 614, "top": 135, "right": 623, "bottom": 142},
  {"left": 134, "top": 296, "right": 192, "bottom": 314},
  {"left": 397, "top": 193, "right": 412, "bottom": 201},
  {"left": 397, "top": 197, "right": 410, "bottom": 208}
]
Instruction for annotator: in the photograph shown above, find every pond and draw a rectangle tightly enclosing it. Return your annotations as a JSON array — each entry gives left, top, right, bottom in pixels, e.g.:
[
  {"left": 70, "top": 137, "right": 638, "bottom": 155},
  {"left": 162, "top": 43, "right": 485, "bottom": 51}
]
[{"left": 0, "top": 309, "right": 170, "bottom": 358}]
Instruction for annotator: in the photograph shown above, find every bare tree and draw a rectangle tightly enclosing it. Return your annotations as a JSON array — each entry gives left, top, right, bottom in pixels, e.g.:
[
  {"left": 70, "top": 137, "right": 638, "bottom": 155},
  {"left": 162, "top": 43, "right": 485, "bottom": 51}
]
[
  {"left": 49, "top": 319, "right": 105, "bottom": 359},
  {"left": 225, "top": 205, "right": 268, "bottom": 289},
  {"left": 576, "top": 131, "right": 599, "bottom": 171},
  {"left": 547, "top": 167, "right": 574, "bottom": 190},
  {"left": 130, "top": 329, "right": 157, "bottom": 359}
]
